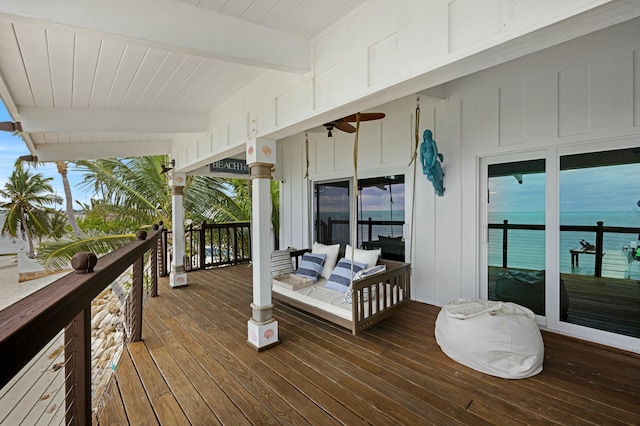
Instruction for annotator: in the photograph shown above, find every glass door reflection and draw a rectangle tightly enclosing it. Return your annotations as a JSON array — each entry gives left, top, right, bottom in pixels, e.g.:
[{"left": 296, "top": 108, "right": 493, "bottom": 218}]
[{"left": 487, "top": 159, "right": 546, "bottom": 316}]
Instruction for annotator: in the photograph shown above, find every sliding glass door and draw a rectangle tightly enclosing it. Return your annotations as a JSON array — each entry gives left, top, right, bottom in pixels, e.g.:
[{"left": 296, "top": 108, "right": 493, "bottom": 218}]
[
  {"left": 482, "top": 145, "right": 640, "bottom": 344},
  {"left": 486, "top": 159, "right": 547, "bottom": 316},
  {"left": 559, "top": 148, "right": 640, "bottom": 338},
  {"left": 314, "top": 175, "right": 406, "bottom": 260}
]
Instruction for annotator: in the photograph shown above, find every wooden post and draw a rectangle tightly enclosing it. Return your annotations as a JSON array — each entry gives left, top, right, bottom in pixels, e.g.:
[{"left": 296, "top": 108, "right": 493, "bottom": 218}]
[
  {"left": 328, "top": 217, "right": 333, "bottom": 243},
  {"left": 368, "top": 217, "right": 373, "bottom": 242},
  {"left": 169, "top": 172, "right": 188, "bottom": 287},
  {"left": 502, "top": 220, "right": 509, "bottom": 268},
  {"left": 65, "top": 307, "right": 91, "bottom": 426},
  {"left": 595, "top": 221, "right": 604, "bottom": 277},
  {"left": 199, "top": 220, "right": 206, "bottom": 269},
  {"left": 151, "top": 246, "right": 158, "bottom": 298},
  {"left": 246, "top": 138, "right": 279, "bottom": 351},
  {"left": 130, "top": 256, "right": 144, "bottom": 342},
  {"left": 159, "top": 227, "right": 168, "bottom": 277},
  {"left": 232, "top": 225, "right": 239, "bottom": 265}
]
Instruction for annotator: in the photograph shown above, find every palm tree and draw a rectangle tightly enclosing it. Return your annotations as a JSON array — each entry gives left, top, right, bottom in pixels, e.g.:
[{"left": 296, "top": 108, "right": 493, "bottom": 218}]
[
  {"left": 38, "top": 156, "right": 243, "bottom": 268},
  {"left": 0, "top": 161, "right": 60, "bottom": 257},
  {"left": 56, "top": 161, "right": 84, "bottom": 237}
]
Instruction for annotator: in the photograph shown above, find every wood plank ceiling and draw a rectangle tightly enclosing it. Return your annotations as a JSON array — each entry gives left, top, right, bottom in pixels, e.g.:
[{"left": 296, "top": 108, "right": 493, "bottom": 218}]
[{"left": 0, "top": 0, "right": 366, "bottom": 155}]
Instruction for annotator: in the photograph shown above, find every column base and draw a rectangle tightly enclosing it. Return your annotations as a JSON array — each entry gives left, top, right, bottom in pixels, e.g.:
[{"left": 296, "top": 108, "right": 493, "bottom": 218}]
[
  {"left": 169, "top": 271, "right": 188, "bottom": 288},
  {"left": 247, "top": 319, "right": 279, "bottom": 351}
]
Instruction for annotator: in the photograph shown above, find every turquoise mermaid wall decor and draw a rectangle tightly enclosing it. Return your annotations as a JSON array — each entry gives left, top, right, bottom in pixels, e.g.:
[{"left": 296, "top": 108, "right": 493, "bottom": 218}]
[{"left": 420, "top": 129, "right": 445, "bottom": 196}]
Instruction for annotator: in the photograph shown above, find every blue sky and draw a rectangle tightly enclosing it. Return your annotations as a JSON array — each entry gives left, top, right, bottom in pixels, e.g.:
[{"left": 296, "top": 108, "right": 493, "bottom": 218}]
[
  {"left": 489, "top": 163, "right": 640, "bottom": 213},
  {"left": 0, "top": 101, "right": 92, "bottom": 207}
]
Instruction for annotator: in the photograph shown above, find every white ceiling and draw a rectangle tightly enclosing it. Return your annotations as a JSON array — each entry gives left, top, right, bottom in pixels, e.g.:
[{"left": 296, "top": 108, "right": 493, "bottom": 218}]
[{"left": 0, "top": 0, "right": 366, "bottom": 153}]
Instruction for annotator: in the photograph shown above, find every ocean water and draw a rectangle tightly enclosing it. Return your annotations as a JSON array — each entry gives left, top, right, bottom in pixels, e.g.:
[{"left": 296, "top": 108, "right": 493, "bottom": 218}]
[
  {"left": 488, "top": 211, "right": 640, "bottom": 276},
  {"left": 317, "top": 209, "right": 405, "bottom": 246}
]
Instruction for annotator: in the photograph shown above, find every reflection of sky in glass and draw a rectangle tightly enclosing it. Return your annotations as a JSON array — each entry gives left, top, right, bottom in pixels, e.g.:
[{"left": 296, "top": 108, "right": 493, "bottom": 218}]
[
  {"left": 489, "top": 173, "right": 545, "bottom": 212},
  {"left": 360, "top": 183, "right": 405, "bottom": 211},
  {"left": 490, "top": 163, "right": 640, "bottom": 213},
  {"left": 560, "top": 163, "right": 640, "bottom": 212}
]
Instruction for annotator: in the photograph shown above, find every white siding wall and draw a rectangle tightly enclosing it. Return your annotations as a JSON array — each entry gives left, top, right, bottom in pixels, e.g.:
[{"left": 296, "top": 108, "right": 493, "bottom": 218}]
[
  {"left": 175, "top": 0, "right": 628, "bottom": 172},
  {"left": 280, "top": 17, "right": 640, "bottom": 306}
]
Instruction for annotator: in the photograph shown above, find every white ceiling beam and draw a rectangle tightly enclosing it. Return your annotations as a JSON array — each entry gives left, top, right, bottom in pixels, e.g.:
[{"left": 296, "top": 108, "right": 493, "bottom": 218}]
[
  {"left": 0, "top": 72, "right": 37, "bottom": 153},
  {"left": 33, "top": 140, "right": 171, "bottom": 162},
  {"left": 0, "top": 0, "right": 310, "bottom": 73},
  {"left": 18, "top": 106, "right": 208, "bottom": 133}
]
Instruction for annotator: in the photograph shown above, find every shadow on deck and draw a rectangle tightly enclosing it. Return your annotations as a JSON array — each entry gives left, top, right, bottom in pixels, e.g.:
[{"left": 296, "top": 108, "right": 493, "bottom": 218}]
[{"left": 97, "top": 265, "right": 640, "bottom": 425}]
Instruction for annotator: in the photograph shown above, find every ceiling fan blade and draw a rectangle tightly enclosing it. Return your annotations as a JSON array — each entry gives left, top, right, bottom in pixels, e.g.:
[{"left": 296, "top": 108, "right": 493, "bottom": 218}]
[
  {"left": 341, "top": 112, "right": 385, "bottom": 122},
  {"left": 335, "top": 121, "right": 356, "bottom": 133}
]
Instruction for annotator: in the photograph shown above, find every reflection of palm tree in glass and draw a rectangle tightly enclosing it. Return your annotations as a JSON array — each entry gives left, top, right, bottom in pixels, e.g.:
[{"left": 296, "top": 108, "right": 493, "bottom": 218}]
[{"left": 637, "top": 199, "right": 640, "bottom": 240}]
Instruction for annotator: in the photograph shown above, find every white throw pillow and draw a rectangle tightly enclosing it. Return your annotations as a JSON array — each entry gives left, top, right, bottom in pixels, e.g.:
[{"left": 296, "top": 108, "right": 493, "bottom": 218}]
[
  {"left": 345, "top": 244, "right": 381, "bottom": 269},
  {"left": 312, "top": 242, "right": 341, "bottom": 279}
]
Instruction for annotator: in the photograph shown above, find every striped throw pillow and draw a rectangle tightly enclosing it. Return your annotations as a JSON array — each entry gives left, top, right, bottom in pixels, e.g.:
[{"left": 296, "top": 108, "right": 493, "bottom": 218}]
[
  {"left": 295, "top": 252, "right": 326, "bottom": 282},
  {"left": 270, "top": 250, "right": 294, "bottom": 277},
  {"left": 325, "top": 258, "right": 367, "bottom": 293}
]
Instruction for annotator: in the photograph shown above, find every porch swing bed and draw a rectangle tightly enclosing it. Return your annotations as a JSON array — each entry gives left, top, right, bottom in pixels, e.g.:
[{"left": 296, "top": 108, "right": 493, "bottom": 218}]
[{"left": 272, "top": 249, "right": 411, "bottom": 335}]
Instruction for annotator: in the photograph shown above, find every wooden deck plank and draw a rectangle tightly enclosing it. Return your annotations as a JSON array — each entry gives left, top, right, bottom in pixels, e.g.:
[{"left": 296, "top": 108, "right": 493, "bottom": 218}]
[
  {"left": 184, "top": 270, "right": 485, "bottom": 425},
  {"left": 370, "top": 318, "right": 617, "bottom": 425},
  {"left": 153, "top": 282, "right": 318, "bottom": 425},
  {"left": 127, "top": 342, "right": 190, "bottom": 425},
  {"left": 97, "top": 375, "right": 128, "bottom": 425},
  {"left": 156, "top": 314, "right": 282, "bottom": 425},
  {"left": 159, "top": 314, "right": 254, "bottom": 426},
  {"left": 160, "top": 282, "right": 328, "bottom": 424},
  {"left": 146, "top": 344, "right": 221, "bottom": 425},
  {"left": 96, "top": 266, "right": 640, "bottom": 426},
  {"left": 114, "top": 349, "right": 158, "bottom": 425}
]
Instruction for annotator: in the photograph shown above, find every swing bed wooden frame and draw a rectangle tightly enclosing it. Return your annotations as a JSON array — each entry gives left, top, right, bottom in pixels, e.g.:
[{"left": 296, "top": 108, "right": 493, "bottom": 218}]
[{"left": 272, "top": 250, "right": 411, "bottom": 335}]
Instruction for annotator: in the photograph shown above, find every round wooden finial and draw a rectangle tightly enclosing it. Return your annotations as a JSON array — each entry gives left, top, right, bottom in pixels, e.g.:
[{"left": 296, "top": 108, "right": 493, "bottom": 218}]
[
  {"left": 71, "top": 252, "right": 98, "bottom": 274},
  {"left": 136, "top": 230, "right": 148, "bottom": 240},
  {"left": 152, "top": 223, "right": 159, "bottom": 230}
]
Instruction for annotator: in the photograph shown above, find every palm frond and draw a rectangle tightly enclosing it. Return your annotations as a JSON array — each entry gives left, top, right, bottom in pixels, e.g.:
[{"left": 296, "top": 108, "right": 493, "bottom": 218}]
[{"left": 37, "top": 234, "right": 136, "bottom": 270}]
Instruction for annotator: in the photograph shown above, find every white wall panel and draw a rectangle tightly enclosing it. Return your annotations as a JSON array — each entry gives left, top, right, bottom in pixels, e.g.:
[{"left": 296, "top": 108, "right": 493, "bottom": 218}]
[
  {"left": 314, "top": 134, "right": 334, "bottom": 175},
  {"left": 499, "top": 83, "right": 524, "bottom": 146},
  {"left": 523, "top": 74, "right": 557, "bottom": 143},
  {"left": 368, "top": 33, "right": 397, "bottom": 88},
  {"left": 227, "top": 119, "right": 247, "bottom": 146},
  {"left": 433, "top": 101, "right": 462, "bottom": 306},
  {"left": 276, "top": 79, "right": 313, "bottom": 126},
  {"left": 448, "top": 0, "right": 501, "bottom": 52},
  {"left": 558, "top": 65, "right": 591, "bottom": 137},
  {"left": 381, "top": 113, "right": 411, "bottom": 165},
  {"left": 357, "top": 122, "right": 382, "bottom": 168},
  {"left": 333, "top": 132, "right": 353, "bottom": 173},
  {"left": 313, "top": 68, "right": 336, "bottom": 109}
]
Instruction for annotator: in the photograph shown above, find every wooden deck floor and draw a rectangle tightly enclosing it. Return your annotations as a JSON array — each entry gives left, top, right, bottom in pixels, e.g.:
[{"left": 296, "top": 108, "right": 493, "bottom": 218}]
[{"left": 97, "top": 265, "right": 640, "bottom": 425}]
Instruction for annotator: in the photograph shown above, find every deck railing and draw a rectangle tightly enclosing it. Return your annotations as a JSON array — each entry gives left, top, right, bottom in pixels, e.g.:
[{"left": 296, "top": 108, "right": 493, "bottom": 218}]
[
  {"left": 0, "top": 226, "right": 163, "bottom": 425},
  {"left": 317, "top": 217, "right": 405, "bottom": 246},
  {"left": 490, "top": 220, "right": 640, "bottom": 277},
  {"left": 184, "top": 221, "right": 251, "bottom": 271}
]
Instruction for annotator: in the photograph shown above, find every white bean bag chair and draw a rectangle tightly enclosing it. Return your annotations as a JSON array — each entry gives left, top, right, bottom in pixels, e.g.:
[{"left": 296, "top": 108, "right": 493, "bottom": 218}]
[{"left": 435, "top": 299, "right": 544, "bottom": 379}]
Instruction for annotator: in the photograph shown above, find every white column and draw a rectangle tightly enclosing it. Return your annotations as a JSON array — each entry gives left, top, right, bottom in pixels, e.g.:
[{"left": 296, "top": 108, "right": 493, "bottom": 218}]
[
  {"left": 246, "top": 138, "right": 279, "bottom": 351},
  {"left": 169, "top": 171, "right": 188, "bottom": 288}
]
